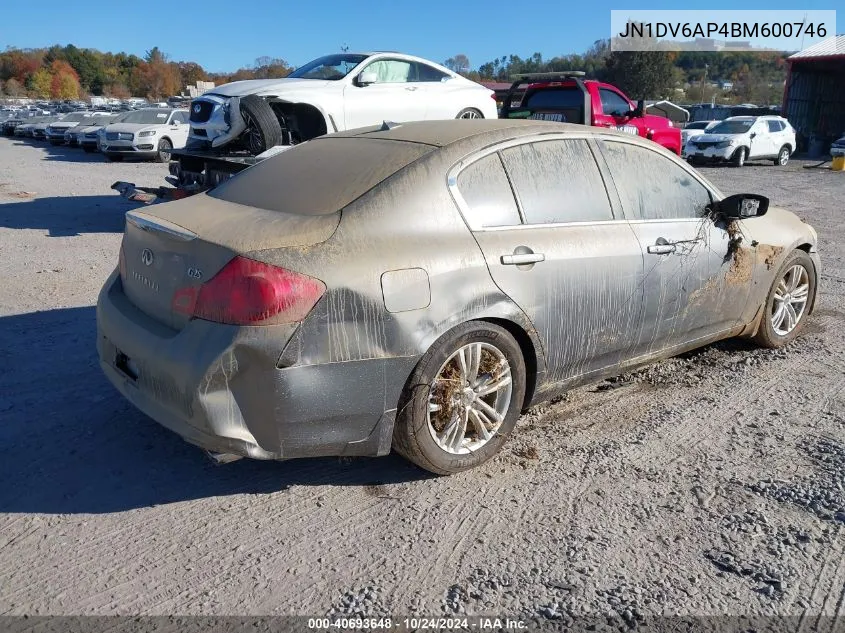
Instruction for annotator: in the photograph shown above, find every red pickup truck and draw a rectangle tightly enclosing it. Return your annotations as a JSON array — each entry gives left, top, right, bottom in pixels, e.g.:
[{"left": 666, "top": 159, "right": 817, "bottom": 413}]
[{"left": 501, "top": 72, "right": 682, "bottom": 155}]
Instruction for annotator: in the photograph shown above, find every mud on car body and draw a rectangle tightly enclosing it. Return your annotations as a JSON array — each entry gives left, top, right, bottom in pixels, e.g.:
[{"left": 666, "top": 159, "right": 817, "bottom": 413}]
[{"left": 97, "top": 120, "right": 820, "bottom": 475}]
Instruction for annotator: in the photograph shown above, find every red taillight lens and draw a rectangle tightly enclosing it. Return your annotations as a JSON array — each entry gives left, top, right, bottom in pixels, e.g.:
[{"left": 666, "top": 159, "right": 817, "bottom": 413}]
[{"left": 173, "top": 256, "right": 326, "bottom": 325}]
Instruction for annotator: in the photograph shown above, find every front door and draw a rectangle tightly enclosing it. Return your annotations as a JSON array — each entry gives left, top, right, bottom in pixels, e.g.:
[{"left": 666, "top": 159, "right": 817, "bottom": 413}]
[
  {"left": 597, "top": 139, "right": 753, "bottom": 354},
  {"left": 452, "top": 138, "right": 646, "bottom": 385},
  {"left": 343, "top": 58, "right": 428, "bottom": 129}
]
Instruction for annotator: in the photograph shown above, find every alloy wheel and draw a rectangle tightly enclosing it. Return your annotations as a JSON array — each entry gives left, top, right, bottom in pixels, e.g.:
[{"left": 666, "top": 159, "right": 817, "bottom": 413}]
[
  {"left": 459, "top": 110, "right": 482, "bottom": 119},
  {"left": 427, "top": 342, "right": 512, "bottom": 454},
  {"left": 771, "top": 264, "right": 810, "bottom": 335}
]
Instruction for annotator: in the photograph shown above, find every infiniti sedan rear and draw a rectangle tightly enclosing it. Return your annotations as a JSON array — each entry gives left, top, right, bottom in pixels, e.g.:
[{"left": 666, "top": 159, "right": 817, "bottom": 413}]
[{"left": 98, "top": 120, "right": 819, "bottom": 474}]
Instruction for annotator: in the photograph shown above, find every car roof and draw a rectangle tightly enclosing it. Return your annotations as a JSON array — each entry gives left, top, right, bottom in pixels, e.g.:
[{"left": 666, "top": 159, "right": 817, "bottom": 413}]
[{"left": 327, "top": 119, "right": 618, "bottom": 148}]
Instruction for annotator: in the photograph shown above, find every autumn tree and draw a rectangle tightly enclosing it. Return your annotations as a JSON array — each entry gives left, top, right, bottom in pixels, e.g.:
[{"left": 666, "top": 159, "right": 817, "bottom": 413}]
[
  {"left": 27, "top": 68, "right": 52, "bottom": 98},
  {"left": 48, "top": 60, "right": 81, "bottom": 99},
  {"left": 252, "top": 57, "right": 292, "bottom": 79},
  {"left": 4, "top": 78, "right": 24, "bottom": 96}
]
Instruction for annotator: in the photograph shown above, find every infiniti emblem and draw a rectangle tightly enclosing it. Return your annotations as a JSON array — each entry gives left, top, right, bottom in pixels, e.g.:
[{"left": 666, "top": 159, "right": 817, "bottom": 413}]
[
  {"left": 140, "top": 248, "right": 154, "bottom": 266},
  {"left": 193, "top": 104, "right": 201, "bottom": 113}
]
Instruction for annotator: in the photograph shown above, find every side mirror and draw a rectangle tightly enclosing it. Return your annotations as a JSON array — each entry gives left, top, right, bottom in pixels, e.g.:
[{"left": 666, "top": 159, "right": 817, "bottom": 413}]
[
  {"left": 357, "top": 70, "right": 378, "bottom": 86},
  {"left": 750, "top": 132, "right": 756, "bottom": 139},
  {"left": 629, "top": 99, "right": 645, "bottom": 118},
  {"left": 714, "top": 193, "right": 769, "bottom": 219}
]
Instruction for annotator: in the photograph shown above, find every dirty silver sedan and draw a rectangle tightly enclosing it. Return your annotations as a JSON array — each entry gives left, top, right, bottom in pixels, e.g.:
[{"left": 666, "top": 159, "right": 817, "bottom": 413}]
[{"left": 97, "top": 120, "right": 820, "bottom": 475}]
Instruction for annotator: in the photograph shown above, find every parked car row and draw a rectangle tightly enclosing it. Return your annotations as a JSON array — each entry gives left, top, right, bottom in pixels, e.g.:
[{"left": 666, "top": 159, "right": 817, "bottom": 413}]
[{"left": 3, "top": 107, "right": 190, "bottom": 162}]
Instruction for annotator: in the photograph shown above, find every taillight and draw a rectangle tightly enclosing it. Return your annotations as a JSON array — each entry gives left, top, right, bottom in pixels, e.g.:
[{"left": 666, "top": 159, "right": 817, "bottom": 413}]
[{"left": 172, "top": 256, "right": 325, "bottom": 325}]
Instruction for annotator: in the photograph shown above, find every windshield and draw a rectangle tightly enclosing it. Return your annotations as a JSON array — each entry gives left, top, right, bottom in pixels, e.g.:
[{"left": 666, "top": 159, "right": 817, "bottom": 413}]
[
  {"left": 289, "top": 54, "right": 369, "bottom": 80},
  {"left": 119, "top": 109, "right": 173, "bottom": 125},
  {"left": 61, "top": 112, "right": 92, "bottom": 123},
  {"left": 709, "top": 120, "right": 754, "bottom": 134}
]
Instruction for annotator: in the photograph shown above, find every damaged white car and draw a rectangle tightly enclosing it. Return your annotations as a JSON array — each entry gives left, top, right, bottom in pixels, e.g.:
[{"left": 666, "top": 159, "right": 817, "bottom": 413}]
[{"left": 187, "top": 52, "right": 498, "bottom": 154}]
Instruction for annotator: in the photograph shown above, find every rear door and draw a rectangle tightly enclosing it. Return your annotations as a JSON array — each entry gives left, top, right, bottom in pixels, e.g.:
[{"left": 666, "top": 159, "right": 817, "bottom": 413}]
[
  {"left": 450, "top": 136, "right": 646, "bottom": 383},
  {"left": 596, "top": 138, "right": 752, "bottom": 353}
]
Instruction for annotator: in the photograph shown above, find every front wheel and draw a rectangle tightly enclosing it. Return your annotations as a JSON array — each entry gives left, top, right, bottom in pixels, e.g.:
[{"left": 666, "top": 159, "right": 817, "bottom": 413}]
[
  {"left": 240, "top": 94, "right": 282, "bottom": 155},
  {"left": 393, "top": 322, "right": 526, "bottom": 475},
  {"left": 752, "top": 250, "right": 816, "bottom": 348},
  {"left": 773, "top": 145, "right": 790, "bottom": 166},
  {"left": 731, "top": 147, "right": 747, "bottom": 167},
  {"left": 155, "top": 138, "right": 172, "bottom": 163},
  {"left": 456, "top": 108, "right": 484, "bottom": 119}
]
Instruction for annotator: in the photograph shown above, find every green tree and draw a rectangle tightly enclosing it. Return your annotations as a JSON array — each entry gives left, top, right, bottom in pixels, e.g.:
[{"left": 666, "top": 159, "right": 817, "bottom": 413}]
[{"left": 605, "top": 51, "right": 675, "bottom": 99}]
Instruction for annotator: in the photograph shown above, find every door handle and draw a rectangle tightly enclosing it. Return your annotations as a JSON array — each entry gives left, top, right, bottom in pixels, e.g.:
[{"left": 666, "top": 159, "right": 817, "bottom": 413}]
[
  {"left": 647, "top": 243, "right": 676, "bottom": 255},
  {"left": 501, "top": 253, "right": 545, "bottom": 265}
]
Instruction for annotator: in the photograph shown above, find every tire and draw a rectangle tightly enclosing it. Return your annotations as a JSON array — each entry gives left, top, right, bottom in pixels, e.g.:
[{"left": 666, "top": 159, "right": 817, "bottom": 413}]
[
  {"left": 155, "top": 138, "right": 172, "bottom": 163},
  {"left": 393, "top": 321, "right": 526, "bottom": 475},
  {"left": 731, "top": 147, "right": 747, "bottom": 167},
  {"left": 240, "top": 94, "right": 282, "bottom": 155},
  {"left": 456, "top": 108, "right": 484, "bottom": 120},
  {"left": 773, "top": 145, "right": 790, "bottom": 166},
  {"left": 752, "top": 250, "right": 816, "bottom": 348},
  {"left": 105, "top": 154, "right": 123, "bottom": 162}
]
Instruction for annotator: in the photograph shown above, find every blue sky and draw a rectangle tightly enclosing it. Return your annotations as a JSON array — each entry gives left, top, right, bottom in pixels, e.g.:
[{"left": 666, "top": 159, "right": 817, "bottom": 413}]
[{"left": 1, "top": 0, "right": 838, "bottom": 73}]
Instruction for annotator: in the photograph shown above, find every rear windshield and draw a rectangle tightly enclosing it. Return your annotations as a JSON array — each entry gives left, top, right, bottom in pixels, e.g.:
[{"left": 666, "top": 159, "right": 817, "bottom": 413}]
[
  {"left": 523, "top": 87, "right": 582, "bottom": 110},
  {"left": 208, "top": 137, "right": 434, "bottom": 215}
]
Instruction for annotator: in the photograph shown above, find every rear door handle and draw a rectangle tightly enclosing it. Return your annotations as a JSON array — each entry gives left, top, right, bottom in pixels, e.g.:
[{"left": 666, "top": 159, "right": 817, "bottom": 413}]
[
  {"left": 647, "top": 244, "right": 676, "bottom": 254},
  {"left": 501, "top": 253, "right": 545, "bottom": 265}
]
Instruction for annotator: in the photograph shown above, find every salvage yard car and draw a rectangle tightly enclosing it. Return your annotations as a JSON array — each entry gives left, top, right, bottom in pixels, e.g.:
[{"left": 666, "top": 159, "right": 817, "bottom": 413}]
[
  {"left": 76, "top": 114, "right": 120, "bottom": 153},
  {"left": 681, "top": 120, "right": 718, "bottom": 157},
  {"left": 186, "top": 52, "right": 498, "bottom": 156},
  {"left": 97, "top": 120, "right": 819, "bottom": 475},
  {"left": 500, "top": 71, "right": 682, "bottom": 155},
  {"left": 686, "top": 115, "right": 796, "bottom": 167},
  {"left": 100, "top": 108, "right": 189, "bottom": 162},
  {"left": 45, "top": 110, "right": 109, "bottom": 145}
]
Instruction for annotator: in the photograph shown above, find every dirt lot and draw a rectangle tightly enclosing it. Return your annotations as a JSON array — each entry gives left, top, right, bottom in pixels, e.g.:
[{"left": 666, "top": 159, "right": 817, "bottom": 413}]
[{"left": 0, "top": 136, "right": 843, "bottom": 624}]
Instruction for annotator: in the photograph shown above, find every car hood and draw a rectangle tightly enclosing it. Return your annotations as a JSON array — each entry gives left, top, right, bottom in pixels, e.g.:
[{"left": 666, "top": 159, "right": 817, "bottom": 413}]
[
  {"left": 692, "top": 133, "right": 743, "bottom": 142},
  {"left": 49, "top": 120, "right": 85, "bottom": 129},
  {"left": 833, "top": 135, "right": 845, "bottom": 146},
  {"left": 205, "top": 78, "right": 336, "bottom": 98},
  {"left": 105, "top": 123, "right": 168, "bottom": 134}
]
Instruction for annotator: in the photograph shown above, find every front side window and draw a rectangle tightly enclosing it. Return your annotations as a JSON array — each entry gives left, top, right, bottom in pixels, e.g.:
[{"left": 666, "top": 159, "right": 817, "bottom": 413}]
[
  {"left": 456, "top": 153, "right": 521, "bottom": 228},
  {"left": 600, "top": 141, "right": 712, "bottom": 220},
  {"left": 599, "top": 88, "right": 631, "bottom": 116},
  {"left": 500, "top": 139, "right": 613, "bottom": 225},
  {"left": 364, "top": 59, "right": 414, "bottom": 83}
]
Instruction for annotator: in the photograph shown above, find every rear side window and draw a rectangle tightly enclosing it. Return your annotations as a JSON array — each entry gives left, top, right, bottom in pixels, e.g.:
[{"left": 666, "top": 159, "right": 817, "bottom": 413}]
[
  {"left": 767, "top": 120, "right": 784, "bottom": 132},
  {"left": 523, "top": 87, "right": 582, "bottom": 110},
  {"left": 499, "top": 140, "right": 613, "bottom": 224},
  {"left": 600, "top": 141, "right": 712, "bottom": 220},
  {"left": 456, "top": 153, "right": 521, "bottom": 228},
  {"left": 416, "top": 63, "right": 450, "bottom": 82}
]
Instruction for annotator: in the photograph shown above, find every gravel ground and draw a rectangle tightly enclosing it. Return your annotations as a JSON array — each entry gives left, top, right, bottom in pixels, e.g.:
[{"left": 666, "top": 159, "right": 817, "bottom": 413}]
[{"left": 1, "top": 137, "right": 844, "bottom": 624}]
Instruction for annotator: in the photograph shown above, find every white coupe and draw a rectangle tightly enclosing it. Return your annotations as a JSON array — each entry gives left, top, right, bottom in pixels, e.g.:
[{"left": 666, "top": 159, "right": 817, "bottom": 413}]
[{"left": 187, "top": 52, "right": 498, "bottom": 155}]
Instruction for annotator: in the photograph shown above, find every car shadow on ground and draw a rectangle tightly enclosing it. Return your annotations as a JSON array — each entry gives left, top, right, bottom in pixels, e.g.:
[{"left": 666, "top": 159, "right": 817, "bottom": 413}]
[
  {"left": 12, "top": 138, "right": 107, "bottom": 163},
  {"left": 0, "top": 193, "right": 132, "bottom": 236},
  {"left": 0, "top": 307, "right": 429, "bottom": 516}
]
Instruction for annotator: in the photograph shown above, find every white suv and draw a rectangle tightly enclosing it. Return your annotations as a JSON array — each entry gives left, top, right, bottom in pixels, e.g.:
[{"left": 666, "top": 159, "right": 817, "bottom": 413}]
[{"left": 686, "top": 116, "right": 796, "bottom": 167}]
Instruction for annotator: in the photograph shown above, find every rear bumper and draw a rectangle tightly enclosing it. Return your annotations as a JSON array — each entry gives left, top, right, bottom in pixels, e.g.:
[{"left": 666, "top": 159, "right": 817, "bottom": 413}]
[{"left": 96, "top": 271, "right": 396, "bottom": 460}]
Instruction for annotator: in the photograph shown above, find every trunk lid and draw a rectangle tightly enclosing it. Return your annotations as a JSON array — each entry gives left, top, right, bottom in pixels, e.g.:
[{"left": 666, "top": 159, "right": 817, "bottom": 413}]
[{"left": 120, "top": 194, "right": 340, "bottom": 330}]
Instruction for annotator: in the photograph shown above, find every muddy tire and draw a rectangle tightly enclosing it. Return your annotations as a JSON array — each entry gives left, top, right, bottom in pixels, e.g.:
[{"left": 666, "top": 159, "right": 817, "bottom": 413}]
[
  {"left": 773, "top": 145, "right": 790, "bottom": 166},
  {"left": 155, "top": 138, "right": 172, "bottom": 163},
  {"left": 240, "top": 95, "right": 282, "bottom": 155},
  {"left": 104, "top": 154, "right": 123, "bottom": 162},
  {"left": 456, "top": 108, "right": 484, "bottom": 119},
  {"left": 752, "top": 250, "right": 816, "bottom": 349},
  {"left": 393, "top": 321, "right": 525, "bottom": 475},
  {"left": 731, "top": 147, "right": 747, "bottom": 167}
]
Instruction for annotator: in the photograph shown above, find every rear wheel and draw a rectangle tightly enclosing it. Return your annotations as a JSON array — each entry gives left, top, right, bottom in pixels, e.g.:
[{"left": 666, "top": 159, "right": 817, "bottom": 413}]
[
  {"left": 731, "top": 147, "right": 747, "bottom": 167},
  {"left": 752, "top": 250, "right": 816, "bottom": 348},
  {"left": 773, "top": 145, "right": 790, "bottom": 166},
  {"left": 456, "top": 108, "right": 484, "bottom": 119},
  {"left": 240, "top": 95, "right": 282, "bottom": 155},
  {"left": 393, "top": 322, "right": 525, "bottom": 475},
  {"left": 155, "top": 138, "right": 172, "bottom": 163}
]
